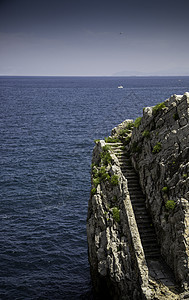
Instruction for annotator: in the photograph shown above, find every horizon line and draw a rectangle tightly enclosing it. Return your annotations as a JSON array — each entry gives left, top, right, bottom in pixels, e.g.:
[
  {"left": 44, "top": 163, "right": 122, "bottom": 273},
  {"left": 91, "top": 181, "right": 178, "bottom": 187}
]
[{"left": 1, "top": 74, "right": 189, "bottom": 78}]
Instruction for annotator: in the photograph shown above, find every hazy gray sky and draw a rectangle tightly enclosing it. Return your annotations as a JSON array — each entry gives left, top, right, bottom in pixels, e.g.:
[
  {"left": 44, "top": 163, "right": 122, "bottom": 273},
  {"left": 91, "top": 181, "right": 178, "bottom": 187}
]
[{"left": 0, "top": 0, "right": 189, "bottom": 76}]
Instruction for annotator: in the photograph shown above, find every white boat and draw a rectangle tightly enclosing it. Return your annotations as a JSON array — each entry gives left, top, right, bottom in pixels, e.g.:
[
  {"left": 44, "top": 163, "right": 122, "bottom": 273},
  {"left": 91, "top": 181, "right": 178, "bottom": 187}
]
[{"left": 118, "top": 85, "right": 123, "bottom": 89}]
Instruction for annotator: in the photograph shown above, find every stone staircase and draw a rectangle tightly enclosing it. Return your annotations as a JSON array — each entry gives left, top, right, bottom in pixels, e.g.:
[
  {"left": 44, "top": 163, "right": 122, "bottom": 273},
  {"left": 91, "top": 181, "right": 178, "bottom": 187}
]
[
  {"left": 107, "top": 142, "right": 177, "bottom": 288},
  {"left": 108, "top": 143, "right": 160, "bottom": 260}
]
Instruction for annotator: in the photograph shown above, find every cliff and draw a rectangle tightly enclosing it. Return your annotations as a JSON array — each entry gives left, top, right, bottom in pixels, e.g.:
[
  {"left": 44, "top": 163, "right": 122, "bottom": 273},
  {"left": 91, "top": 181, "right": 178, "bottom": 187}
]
[{"left": 87, "top": 93, "right": 189, "bottom": 299}]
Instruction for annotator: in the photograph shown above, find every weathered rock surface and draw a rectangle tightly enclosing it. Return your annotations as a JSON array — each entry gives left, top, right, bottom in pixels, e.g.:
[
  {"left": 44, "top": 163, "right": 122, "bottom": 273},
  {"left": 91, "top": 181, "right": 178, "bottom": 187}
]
[
  {"left": 87, "top": 93, "right": 189, "bottom": 299},
  {"left": 129, "top": 93, "right": 189, "bottom": 291}
]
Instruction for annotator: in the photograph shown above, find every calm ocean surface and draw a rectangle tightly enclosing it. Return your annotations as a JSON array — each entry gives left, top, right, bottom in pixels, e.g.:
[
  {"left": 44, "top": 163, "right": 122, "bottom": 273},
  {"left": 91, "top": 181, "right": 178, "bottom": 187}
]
[{"left": 0, "top": 76, "right": 189, "bottom": 299}]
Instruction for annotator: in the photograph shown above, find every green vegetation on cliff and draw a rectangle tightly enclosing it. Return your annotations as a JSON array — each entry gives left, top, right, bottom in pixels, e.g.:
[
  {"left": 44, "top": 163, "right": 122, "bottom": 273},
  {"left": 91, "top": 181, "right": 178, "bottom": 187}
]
[{"left": 152, "top": 102, "right": 166, "bottom": 115}]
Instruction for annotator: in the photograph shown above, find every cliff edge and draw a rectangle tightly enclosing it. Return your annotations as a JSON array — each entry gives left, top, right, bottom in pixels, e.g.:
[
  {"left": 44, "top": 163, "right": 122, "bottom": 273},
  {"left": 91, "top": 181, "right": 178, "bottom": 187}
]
[{"left": 87, "top": 93, "right": 189, "bottom": 299}]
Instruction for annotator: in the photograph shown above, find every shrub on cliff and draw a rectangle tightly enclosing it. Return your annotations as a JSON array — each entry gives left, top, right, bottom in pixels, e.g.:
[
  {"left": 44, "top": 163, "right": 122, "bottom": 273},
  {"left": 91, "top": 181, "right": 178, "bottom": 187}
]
[
  {"left": 134, "top": 117, "right": 142, "bottom": 128},
  {"left": 100, "top": 146, "right": 112, "bottom": 166},
  {"left": 126, "top": 122, "right": 134, "bottom": 130},
  {"left": 93, "top": 177, "right": 101, "bottom": 187},
  {"left": 131, "top": 141, "right": 142, "bottom": 154},
  {"left": 98, "top": 166, "right": 110, "bottom": 181},
  {"left": 105, "top": 136, "right": 121, "bottom": 143},
  {"left": 165, "top": 200, "right": 176, "bottom": 210},
  {"left": 110, "top": 174, "right": 119, "bottom": 186},
  {"left": 92, "top": 166, "right": 110, "bottom": 187},
  {"left": 162, "top": 186, "right": 168, "bottom": 193},
  {"left": 119, "top": 128, "right": 131, "bottom": 137},
  {"left": 123, "top": 136, "right": 131, "bottom": 145},
  {"left": 152, "top": 142, "right": 162, "bottom": 154},
  {"left": 142, "top": 130, "right": 150, "bottom": 138},
  {"left": 112, "top": 207, "right": 120, "bottom": 223},
  {"left": 183, "top": 173, "right": 188, "bottom": 179},
  {"left": 152, "top": 102, "right": 166, "bottom": 115},
  {"left": 91, "top": 188, "right": 97, "bottom": 195}
]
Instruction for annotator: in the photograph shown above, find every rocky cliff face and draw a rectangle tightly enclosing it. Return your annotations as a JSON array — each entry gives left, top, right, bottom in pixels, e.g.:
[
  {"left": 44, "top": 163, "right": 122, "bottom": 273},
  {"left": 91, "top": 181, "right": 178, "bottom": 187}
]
[
  {"left": 87, "top": 140, "right": 149, "bottom": 299},
  {"left": 87, "top": 93, "right": 189, "bottom": 299},
  {"left": 128, "top": 93, "right": 189, "bottom": 288}
]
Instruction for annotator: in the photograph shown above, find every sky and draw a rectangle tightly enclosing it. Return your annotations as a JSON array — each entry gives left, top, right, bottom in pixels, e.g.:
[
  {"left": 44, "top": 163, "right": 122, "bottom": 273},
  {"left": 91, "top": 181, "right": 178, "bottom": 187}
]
[{"left": 0, "top": 0, "right": 189, "bottom": 76}]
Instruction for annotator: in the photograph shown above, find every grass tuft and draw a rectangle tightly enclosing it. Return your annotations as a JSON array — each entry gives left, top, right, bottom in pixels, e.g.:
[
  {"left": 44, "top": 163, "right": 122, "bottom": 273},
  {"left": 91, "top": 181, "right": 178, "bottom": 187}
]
[
  {"left": 134, "top": 117, "right": 142, "bottom": 128},
  {"left": 152, "top": 102, "right": 166, "bottom": 115},
  {"left": 112, "top": 207, "right": 120, "bottom": 223},
  {"left": 152, "top": 142, "right": 162, "bottom": 154},
  {"left": 165, "top": 200, "right": 176, "bottom": 210}
]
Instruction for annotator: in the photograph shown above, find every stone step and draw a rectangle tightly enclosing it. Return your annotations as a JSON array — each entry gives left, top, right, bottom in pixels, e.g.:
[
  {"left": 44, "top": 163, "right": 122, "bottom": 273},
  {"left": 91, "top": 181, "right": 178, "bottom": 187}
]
[
  {"left": 144, "top": 248, "right": 161, "bottom": 254},
  {"left": 129, "top": 192, "right": 145, "bottom": 197},
  {"left": 121, "top": 164, "right": 134, "bottom": 168},
  {"left": 144, "top": 252, "right": 160, "bottom": 259},
  {"left": 136, "top": 223, "right": 153, "bottom": 230},
  {"left": 129, "top": 192, "right": 145, "bottom": 198},
  {"left": 127, "top": 183, "right": 141, "bottom": 188},
  {"left": 142, "top": 235, "right": 157, "bottom": 245},
  {"left": 141, "top": 236, "right": 158, "bottom": 243},
  {"left": 131, "top": 201, "right": 146, "bottom": 209},
  {"left": 137, "top": 224, "right": 152, "bottom": 229},
  {"left": 134, "top": 213, "right": 150, "bottom": 219},
  {"left": 131, "top": 199, "right": 146, "bottom": 203},
  {"left": 130, "top": 192, "right": 145, "bottom": 197},
  {"left": 134, "top": 211, "right": 150, "bottom": 217},
  {"left": 126, "top": 174, "right": 138, "bottom": 178},
  {"left": 143, "top": 247, "right": 161, "bottom": 254},
  {"left": 119, "top": 162, "right": 131, "bottom": 166},
  {"left": 136, "top": 221, "right": 153, "bottom": 228},
  {"left": 111, "top": 151, "right": 126, "bottom": 155},
  {"left": 142, "top": 240, "right": 159, "bottom": 246},
  {"left": 131, "top": 201, "right": 146, "bottom": 206},
  {"left": 126, "top": 175, "right": 139, "bottom": 179},
  {"left": 107, "top": 144, "right": 123, "bottom": 146},
  {"left": 140, "top": 230, "right": 157, "bottom": 236},
  {"left": 132, "top": 197, "right": 146, "bottom": 202},
  {"left": 122, "top": 173, "right": 138, "bottom": 178},
  {"left": 132, "top": 204, "right": 147, "bottom": 209},
  {"left": 131, "top": 204, "right": 146, "bottom": 209},
  {"left": 121, "top": 170, "right": 137, "bottom": 175},
  {"left": 113, "top": 152, "right": 125, "bottom": 156},
  {"left": 144, "top": 246, "right": 160, "bottom": 253},
  {"left": 119, "top": 161, "right": 132, "bottom": 165},
  {"left": 145, "top": 252, "right": 161, "bottom": 259},
  {"left": 117, "top": 156, "right": 130, "bottom": 160},
  {"left": 135, "top": 215, "right": 152, "bottom": 221},
  {"left": 127, "top": 184, "right": 143, "bottom": 189},
  {"left": 105, "top": 142, "right": 122, "bottom": 145},
  {"left": 127, "top": 179, "right": 140, "bottom": 184},
  {"left": 125, "top": 177, "right": 139, "bottom": 181},
  {"left": 135, "top": 215, "right": 151, "bottom": 220},
  {"left": 130, "top": 198, "right": 146, "bottom": 204},
  {"left": 120, "top": 165, "right": 133, "bottom": 170},
  {"left": 113, "top": 151, "right": 125, "bottom": 155},
  {"left": 132, "top": 203, "right": 147, "bottom": 209},
  {"left": 127, "top": 180, "right": 139, "bottom": 184},
  {"left": 121, "top": 166, "right": 136, "bottom": 171}
]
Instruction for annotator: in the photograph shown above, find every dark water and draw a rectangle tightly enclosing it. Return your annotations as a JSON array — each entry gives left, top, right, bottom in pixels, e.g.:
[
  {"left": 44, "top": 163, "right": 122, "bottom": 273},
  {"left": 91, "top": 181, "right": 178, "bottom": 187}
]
[{"left": 0, "top": 76, "right": 189, "bottom": 299}]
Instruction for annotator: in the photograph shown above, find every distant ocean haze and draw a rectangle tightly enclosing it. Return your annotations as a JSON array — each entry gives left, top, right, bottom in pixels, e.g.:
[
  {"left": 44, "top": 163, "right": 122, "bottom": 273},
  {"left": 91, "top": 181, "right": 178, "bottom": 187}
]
[{"left": 0, "top": 76, "right": 189, "bottom": 299}]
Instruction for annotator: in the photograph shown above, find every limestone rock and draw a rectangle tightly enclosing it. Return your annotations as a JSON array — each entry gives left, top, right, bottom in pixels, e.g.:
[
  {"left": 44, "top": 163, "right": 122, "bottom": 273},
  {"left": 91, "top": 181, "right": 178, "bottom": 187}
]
[
  {"left": 87, "top": 93, "right": 189, "bottom": 299},
  {"left": 129, "top": 93, "right": 189, "bottom": 289}
]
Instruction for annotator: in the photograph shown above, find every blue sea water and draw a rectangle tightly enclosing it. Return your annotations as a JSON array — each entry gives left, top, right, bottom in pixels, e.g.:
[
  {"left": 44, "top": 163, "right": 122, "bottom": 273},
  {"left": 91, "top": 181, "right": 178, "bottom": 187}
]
[{"left": 0, "top": 76, "right": 189, "bottom": 299}]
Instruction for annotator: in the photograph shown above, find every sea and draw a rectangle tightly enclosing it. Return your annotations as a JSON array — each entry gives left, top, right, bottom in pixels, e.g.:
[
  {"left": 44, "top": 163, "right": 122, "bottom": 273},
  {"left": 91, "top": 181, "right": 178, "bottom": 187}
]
[{"left": 0, "top": 76, "right": 189, "bottom": 299}]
